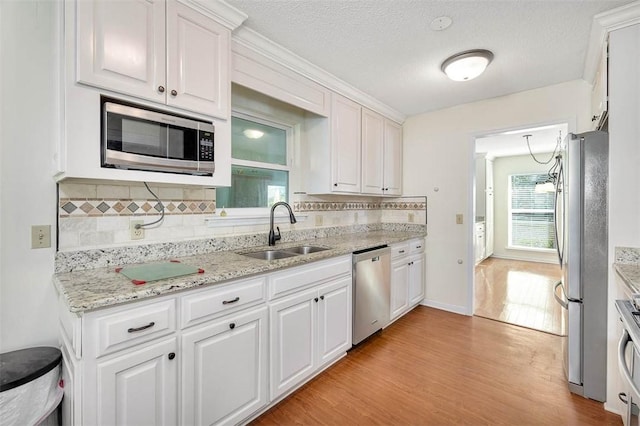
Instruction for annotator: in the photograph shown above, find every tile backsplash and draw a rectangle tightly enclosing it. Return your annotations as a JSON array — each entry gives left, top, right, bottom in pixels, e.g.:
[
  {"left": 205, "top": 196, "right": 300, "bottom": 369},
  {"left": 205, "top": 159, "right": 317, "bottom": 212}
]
[{"left": 58, "top": 182, "right": 426, "bottom": 251}]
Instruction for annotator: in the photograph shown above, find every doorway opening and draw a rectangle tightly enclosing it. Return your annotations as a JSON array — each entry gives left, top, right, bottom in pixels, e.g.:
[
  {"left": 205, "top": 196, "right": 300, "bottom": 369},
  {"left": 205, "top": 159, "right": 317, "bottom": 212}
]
[{"left": 472, "top": 122, "right": 568, "bottom": 335}]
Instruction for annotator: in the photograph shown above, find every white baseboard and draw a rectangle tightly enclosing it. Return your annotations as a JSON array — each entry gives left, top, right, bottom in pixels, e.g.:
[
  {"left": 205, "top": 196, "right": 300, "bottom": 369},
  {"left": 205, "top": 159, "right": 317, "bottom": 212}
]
[
  {"left": 489, "top": 254, "right": 557, "bottom": 265},
  {"left": 421, "top": 299, "right": 470, "bottom": 316}
]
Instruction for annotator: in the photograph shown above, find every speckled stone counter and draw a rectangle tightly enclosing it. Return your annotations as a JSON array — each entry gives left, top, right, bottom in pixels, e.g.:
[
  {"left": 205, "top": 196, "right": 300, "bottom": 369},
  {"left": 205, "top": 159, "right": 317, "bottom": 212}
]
[
  {"left": 615, "top": 247, "right": 640, "bottom": 294},
  {"left": 54, "top": 230, "right": 426, "bottom": 313}
]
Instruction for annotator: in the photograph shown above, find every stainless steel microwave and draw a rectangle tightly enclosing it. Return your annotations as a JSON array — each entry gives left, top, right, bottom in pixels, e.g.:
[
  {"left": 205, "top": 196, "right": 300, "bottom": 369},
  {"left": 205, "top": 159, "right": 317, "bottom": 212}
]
[{"left": 101, "top": 98, "right": 214, "bottom": 176}]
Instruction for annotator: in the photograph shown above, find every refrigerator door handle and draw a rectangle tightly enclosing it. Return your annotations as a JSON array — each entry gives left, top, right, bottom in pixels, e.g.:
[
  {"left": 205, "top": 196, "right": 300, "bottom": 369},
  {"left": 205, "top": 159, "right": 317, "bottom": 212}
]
[{"left": 554, "top": 281, "right": 568, "bottom": 309}]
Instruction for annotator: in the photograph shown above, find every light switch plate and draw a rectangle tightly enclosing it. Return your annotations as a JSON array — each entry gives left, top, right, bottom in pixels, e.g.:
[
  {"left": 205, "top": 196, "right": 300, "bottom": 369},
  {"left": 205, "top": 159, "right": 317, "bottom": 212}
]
[
  {"left": 31, "top": 225, "right": 51, "bottom": 249},
  {"left": 456, "top": 214, "right": 463, "bottom": 225}
]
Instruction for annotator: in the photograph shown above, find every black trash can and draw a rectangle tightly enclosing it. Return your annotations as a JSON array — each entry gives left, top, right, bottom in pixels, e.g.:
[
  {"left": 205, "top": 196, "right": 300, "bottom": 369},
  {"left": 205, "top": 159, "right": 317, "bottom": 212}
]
[{"left": 0, "top": 346, "right": 63, "bottom": 425}]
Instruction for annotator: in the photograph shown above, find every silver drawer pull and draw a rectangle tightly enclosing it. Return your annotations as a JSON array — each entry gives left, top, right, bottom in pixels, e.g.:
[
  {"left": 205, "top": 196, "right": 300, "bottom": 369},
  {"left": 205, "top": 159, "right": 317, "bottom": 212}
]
[
  {"left": 128, "top": 322, "right": 155, "bottom": 333},
  {"left": 372, "top": 256, "right": 380, "bottom": 262},
  {"left": 223, "top": 297, "right": 240, "bottom": 305},
  {"left": 398, "top": 250, "right": 405, "bottom": 254},
  {"left": 416, "top": 245, "right": 422, "bottom": 249}
]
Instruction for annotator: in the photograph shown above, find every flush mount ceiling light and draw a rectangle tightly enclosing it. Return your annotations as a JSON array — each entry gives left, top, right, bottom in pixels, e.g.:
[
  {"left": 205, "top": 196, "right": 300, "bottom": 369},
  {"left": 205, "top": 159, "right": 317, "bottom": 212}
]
[
  {"left": 441, "top": 49, "right": 494, "bottom": 81},
  {"left": 243, "top": 129, "right": 264, "bottom": 139}
]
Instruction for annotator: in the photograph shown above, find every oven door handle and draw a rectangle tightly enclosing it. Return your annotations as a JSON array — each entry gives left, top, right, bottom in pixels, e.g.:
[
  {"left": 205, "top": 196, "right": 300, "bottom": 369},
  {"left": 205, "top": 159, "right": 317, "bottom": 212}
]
[
  {"left": 553, "top": 281, "right": 568, "bottom": 309},
  {"left": 618, "top": 329, "right": 640, "bottom": 399}
]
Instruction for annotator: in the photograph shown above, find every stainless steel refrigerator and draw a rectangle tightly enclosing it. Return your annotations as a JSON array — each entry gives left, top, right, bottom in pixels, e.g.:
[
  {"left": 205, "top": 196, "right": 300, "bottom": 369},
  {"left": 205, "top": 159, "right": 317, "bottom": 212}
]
[{"left": 553, "top": 130, "right": 608, "bottom": 402}]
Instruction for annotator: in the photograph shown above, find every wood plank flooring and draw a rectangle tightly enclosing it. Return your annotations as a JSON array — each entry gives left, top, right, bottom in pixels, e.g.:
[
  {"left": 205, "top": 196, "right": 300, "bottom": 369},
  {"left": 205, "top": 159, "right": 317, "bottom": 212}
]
[
  {"left": 251, "top": 306, "right": 619, "bottom": 425},
  {"left": 474, "top": 257, "right": 565, "bottom": 335}
]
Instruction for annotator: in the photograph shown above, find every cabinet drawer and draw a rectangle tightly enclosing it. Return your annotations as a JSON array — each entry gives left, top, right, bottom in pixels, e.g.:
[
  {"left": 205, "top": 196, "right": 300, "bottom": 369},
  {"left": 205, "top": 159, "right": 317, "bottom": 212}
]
[
  {"left": 90, "top": 299, "right": 176, "bottom": 357},
  {"left": 180, "top": 276, "right": 266, "bottom": 329},
  {"left": 269, "top": 256, "right": 351, "bottom": 300},
  {"left": 409, "top": 238, "right": 425, "bottom": 254},
  {"left": 390, "top": 242, "right": 409, "bottom": 259}
]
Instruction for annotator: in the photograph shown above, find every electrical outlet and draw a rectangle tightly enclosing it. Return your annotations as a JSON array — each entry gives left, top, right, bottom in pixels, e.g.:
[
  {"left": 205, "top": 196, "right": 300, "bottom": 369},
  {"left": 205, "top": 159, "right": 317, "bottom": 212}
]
[
  {"left": 31, "top": 225, "right": 51, "bottom": 249},
  {"left": 315, "top": 215, "right": 323, "bottom": 226},
  {"left": 130, "top": 220, "right": 144, "bottom": 240},
  {"left": 456, "top": 214, "right": 463, "bottom": 225},
  {"left": 408, "top": 213, "right": 415, "bottom": 223}
]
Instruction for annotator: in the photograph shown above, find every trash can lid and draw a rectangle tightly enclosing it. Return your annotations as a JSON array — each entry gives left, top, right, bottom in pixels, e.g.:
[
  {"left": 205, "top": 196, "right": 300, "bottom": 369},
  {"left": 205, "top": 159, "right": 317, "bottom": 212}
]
[{"left": 0, "top": 346, "right": 62, "bottom": 392}]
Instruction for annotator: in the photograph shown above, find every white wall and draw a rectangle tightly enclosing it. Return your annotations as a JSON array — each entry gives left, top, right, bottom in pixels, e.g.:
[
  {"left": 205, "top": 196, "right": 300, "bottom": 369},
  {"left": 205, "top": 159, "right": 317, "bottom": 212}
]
[
  {"left": 606, "top": 24, "right": 640, "bottom": 415},
  {"left": 403, "top": 80, "right": 591, "bottom": 314},
  {"left": 0, "top": 1, "right": 61, "bottom": 352},
  {"left": 492, "top": 153, "right": 557, "bottom": 264}
]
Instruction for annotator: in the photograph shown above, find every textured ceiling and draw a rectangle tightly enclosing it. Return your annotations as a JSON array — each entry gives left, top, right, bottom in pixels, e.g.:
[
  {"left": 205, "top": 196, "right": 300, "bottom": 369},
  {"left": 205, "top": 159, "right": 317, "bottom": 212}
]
[{"left": 227, "top": 0, "right": 631, "bottom": 116}]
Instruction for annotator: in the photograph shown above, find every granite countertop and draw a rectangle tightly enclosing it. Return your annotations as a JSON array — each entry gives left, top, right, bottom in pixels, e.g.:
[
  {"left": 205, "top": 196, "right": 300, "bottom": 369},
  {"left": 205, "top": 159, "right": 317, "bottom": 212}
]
[
  {"left": 54, "top": 230, "right": 425, "bottom": 313},
  {"left": 614, "top": 247, "right": 640, "bottom": 295},
  {"left": 615, "top": 263, "right": 640, "bottom": 294}
]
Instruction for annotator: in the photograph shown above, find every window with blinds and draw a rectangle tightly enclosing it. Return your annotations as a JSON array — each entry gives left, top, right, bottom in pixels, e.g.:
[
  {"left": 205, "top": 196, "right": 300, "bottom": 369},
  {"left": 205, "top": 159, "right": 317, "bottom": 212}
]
[{"left": 508, "top": 173, "right": 556, "bottom": 250}]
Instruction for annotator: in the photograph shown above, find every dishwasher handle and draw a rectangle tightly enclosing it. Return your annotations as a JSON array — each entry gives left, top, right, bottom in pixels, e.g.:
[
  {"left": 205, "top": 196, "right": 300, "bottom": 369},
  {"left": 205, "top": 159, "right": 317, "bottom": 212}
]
[{"left": 353, "top": 246, "right": 390, "bottom": 263}]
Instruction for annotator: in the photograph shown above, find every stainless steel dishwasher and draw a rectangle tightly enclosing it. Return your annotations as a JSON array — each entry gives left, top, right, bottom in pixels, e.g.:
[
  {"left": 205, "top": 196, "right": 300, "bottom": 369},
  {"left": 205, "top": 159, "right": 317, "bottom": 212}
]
[{"left": 352, "top": 245, "right": 391, "bottom": 345}]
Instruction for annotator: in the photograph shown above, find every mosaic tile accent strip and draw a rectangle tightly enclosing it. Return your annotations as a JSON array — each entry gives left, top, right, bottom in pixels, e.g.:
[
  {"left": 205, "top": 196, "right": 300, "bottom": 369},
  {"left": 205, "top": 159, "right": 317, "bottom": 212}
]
[
  {"left": 59, "top": 198, "right": 215, "bottom": 217},
  {"left": 294, "top": 200, "right": 426, "bottom": 212}
]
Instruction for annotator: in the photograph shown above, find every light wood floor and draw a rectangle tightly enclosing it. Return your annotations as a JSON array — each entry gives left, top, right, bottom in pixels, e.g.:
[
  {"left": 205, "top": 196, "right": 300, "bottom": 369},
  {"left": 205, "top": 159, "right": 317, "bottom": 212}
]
[
  {"left": 251, "top": 306, "right": 619, "bottom": 425},
  {"left": 474, "top": 257, "right": 565, "bottom": 335}
]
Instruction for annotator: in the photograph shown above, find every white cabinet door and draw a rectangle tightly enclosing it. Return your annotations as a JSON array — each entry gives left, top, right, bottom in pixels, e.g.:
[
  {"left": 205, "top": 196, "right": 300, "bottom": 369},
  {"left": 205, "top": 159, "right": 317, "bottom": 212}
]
[
  {"left": 181, "top": 306, "right": 268, "bottom": 426},
  {"left": 390, "top": 258, "right": 409, "bottom": 321},
  {"left": 317, "top": 276, "right": 352, "bottom": 366},
  {"left": 408, "top": 253, "right": 425, "bottom": 306},
  {"left": 383, "top": 119, "right": 403, "bottom": 196},
  {"left": 331, "top": 93, "right": 362, "bottom": 193},
  {"left": 361, "top": 108, "right": 384, "bottom": 195},
  {"left": 166, "top": 1, "right": 229, "bottom": 118},
  {"left": 270, "top": 288, "right": 317, "bottom": 400},
  {"left": 95, "top": 337, "right": 177, "bottom": 426},
  {"left": 76, "top": 0, "right": 166, "bottom": 103},
  {"left": 485, "top": 159, "right": 494, "bottom": 257}
]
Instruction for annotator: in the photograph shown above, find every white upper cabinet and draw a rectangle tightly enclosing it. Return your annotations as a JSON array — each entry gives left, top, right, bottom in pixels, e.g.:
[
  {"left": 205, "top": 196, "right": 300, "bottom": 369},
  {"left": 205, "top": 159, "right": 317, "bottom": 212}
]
[
  {"left": 166, "top": 1, "right": 229, "bottom": 118},
  {"left": 76, "top": 0, "right": 166, "bottom": 104},
  {"left": 590, "top": 40, "right": 608, "bottom": 130},
  {"left": 361, "top": 108, "right": 385, "bottom": 194},
  {"left": 331, "top": 93, "right": 362, "bottom": 193},
  {"left": 362, "top": 112, "right": 403, "bottom": 196},
  {"left": 76, "top": 0, "right": 229, "bottom": 119},
  {"left": 308, "top": 94, "right": 403, "bottom": 196},
  {"left": 383, "top": 119, "right": 403, "bottom": 196}
]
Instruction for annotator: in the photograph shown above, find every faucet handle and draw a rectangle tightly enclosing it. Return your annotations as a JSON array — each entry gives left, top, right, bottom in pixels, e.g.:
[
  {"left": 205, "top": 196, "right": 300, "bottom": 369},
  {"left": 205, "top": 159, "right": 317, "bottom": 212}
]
[{"left": 275, "top": 226, "right": 281, "bottom": 241}]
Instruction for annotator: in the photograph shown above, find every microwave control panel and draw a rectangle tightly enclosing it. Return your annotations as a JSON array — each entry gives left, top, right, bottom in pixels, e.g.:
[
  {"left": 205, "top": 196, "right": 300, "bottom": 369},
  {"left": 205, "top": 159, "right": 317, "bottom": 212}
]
[{"left": 199, "top": 131, "right": 214, "bottom": 162}]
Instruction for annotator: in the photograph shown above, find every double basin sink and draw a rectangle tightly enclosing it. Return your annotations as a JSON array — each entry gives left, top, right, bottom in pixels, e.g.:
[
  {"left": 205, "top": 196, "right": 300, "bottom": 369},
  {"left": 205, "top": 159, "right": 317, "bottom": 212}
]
[{"left": 239, "top": 245, "right": 330, "bottom": 261}]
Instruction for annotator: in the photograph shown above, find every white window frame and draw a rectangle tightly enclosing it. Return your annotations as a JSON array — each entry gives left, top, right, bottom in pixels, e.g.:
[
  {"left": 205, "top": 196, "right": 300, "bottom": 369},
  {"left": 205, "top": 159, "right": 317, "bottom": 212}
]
[
  {"left": 207, "top": 110, "right": 307, "bottom": 227},
  {"left": 507, "top": 173, "right": 556, "bottom": 252}
]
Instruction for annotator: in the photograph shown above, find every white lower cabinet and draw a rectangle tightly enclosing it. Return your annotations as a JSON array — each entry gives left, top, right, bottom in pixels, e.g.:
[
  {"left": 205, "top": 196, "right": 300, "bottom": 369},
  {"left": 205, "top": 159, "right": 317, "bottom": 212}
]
[
  {"left": 59, "top": 253, "right": 356, "bottom": 425},
  {"left": 408, "top": 253, "right": 425, "bottom": 306},
  {"left": 269, "top": 276, "right": 352, "bottom": 400},
  {"left": 390, "top": 259, "right": 409, "bottom": 320},
  {"left": 390, "top": 238, "right": 426, "bottom": 323},
  {"left": 181, "top": 306, "right": 268, "bottom": 426},
  {"left": 94, "top": 337, "right": 178, "bottom": 426}
]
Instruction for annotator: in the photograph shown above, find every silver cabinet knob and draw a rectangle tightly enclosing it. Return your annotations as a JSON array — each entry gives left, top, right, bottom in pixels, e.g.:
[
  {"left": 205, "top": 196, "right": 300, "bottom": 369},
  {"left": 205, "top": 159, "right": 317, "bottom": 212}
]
[
  {"left": 158, "top": 86, "right": 165, "bottom": 93},
  {"left": 171, "top": 89, "right": 178, "bottom": 96}
]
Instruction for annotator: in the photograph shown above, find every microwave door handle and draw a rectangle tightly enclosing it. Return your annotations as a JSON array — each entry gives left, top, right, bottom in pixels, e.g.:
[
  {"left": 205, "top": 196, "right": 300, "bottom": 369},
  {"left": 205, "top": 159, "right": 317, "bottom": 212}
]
[{"left": 618, "top": 330, "right": 640, "bottom": 398}]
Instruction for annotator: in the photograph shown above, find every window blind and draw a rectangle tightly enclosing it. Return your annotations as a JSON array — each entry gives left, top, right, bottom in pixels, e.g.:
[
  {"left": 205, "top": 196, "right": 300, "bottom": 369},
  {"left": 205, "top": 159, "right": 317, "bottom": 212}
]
[{"left": 509, "top": 174, "right": 556, "bottom": 249}]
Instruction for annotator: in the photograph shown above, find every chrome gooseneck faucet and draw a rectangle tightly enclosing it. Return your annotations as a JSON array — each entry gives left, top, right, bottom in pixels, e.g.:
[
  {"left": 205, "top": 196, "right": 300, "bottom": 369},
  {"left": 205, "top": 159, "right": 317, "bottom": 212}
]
[{"left": 268, "top": 201, "right": 297, "bottom": 246}]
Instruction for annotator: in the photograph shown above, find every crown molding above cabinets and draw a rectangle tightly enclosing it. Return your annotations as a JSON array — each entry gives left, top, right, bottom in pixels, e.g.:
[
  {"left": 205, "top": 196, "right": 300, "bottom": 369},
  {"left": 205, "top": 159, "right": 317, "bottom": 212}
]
[
  {"left": 584, "top": 1, "right": 640, "bottom": 84},
  {"left": 185, "top": 0, "right": 247, "bottom": 30},
  {"left": 231, "top": 26, "right": 406, "bottom": 125}
]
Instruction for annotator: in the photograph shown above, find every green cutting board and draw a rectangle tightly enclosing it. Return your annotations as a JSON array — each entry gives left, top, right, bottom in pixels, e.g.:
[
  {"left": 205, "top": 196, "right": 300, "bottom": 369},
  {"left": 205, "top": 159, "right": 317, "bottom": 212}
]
[{"left": 119, "top": 262, "right": 201, "bottom": 284}]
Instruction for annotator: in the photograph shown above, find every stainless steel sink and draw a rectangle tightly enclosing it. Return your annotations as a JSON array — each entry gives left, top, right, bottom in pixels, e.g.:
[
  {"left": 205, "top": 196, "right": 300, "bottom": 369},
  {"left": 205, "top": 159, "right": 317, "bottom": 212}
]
[
  {"left": 283, "top": 246, "right": 329, "bottom": 255},
  {"left": 239, "top": 245, "right": 330, "bottom": 261},
  {"left": 241, "top": 250, "right": 299, "bottom": 261}
]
